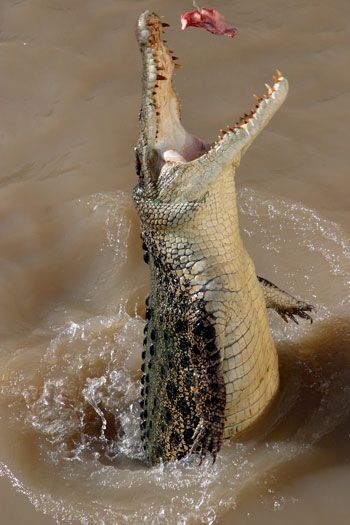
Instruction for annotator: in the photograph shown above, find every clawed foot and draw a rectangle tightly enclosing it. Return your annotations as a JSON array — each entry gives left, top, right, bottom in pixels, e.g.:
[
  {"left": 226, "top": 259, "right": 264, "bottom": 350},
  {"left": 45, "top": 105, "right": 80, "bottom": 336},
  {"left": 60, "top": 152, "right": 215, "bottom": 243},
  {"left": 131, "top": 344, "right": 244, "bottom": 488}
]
[{"left": 277, "top": 302, "right": 315, "bottom": 324}]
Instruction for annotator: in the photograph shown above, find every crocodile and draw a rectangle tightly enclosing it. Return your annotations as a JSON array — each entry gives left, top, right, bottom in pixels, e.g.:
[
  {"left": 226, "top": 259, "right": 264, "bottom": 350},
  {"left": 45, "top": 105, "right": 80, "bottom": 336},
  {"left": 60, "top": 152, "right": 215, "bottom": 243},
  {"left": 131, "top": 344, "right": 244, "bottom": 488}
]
[{"left": 133, "top": 11, "right": 313, "bottom": 465}]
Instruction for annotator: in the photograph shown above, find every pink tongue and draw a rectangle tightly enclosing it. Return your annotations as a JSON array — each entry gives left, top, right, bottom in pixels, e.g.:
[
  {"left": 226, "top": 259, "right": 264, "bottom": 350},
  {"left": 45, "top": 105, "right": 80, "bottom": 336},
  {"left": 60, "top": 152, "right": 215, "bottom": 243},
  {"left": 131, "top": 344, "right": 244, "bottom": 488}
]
[
  {"left": 181, "top": 7, "right": 237, "bottom": 38},
  {"left": 163, "top": 150, "right": 186, "bottom": 163}
]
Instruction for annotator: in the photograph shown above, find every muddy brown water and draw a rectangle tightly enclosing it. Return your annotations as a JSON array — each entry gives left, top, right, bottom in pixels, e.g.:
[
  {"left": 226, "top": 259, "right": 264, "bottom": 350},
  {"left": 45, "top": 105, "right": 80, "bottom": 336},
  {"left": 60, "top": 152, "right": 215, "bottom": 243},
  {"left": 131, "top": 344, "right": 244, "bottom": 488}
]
[{"left": 0, "top": 0, "right": 349, "bottom": 524}]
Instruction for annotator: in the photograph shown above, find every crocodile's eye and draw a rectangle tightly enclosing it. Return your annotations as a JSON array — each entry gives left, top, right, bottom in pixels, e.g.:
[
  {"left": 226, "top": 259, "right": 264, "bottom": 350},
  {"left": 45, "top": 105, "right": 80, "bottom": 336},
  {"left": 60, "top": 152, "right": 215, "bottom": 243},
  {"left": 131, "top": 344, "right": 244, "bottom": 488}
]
[
  {"left": 135, "top": 152, "right": 142, "bottom": 177},
  {"left": 148, "top": 148, "right": 163, "bottom": 180}
]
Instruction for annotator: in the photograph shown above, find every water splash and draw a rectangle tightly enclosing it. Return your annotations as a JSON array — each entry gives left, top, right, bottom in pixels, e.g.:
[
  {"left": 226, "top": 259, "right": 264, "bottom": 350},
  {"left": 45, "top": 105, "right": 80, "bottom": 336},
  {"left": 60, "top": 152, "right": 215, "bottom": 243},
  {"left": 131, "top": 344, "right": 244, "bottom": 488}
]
[{"left": 0, "top": 188, "right": 349, "bottom": 524}]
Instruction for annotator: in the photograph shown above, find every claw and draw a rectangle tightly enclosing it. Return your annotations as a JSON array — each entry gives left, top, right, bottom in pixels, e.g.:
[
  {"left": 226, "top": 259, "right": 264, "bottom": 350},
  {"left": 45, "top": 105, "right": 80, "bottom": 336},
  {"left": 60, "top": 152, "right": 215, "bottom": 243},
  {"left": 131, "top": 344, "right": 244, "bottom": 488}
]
[
  {"left": 297, "top": 309, "right": 314, "bottom": 324},
  {"left": 265, "top": 83, "right": 273, "bottom": 96},
  {"left": 277, "top": 302, "right": 315, "bottom": 325},
  {"left": 278, "top": 312, "right": 288, "bottom": 323},
  {"left": 289, "top": 314, "right": 299, "bottom": 325}
]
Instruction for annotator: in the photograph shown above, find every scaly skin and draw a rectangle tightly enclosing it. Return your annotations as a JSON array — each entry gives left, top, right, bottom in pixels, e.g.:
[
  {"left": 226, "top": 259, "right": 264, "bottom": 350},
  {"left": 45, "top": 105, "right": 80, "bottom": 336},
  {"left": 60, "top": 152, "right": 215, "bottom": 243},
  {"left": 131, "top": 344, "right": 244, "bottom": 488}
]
[{"left": 134, "top": 11, "right": 313, "bottom": 465}]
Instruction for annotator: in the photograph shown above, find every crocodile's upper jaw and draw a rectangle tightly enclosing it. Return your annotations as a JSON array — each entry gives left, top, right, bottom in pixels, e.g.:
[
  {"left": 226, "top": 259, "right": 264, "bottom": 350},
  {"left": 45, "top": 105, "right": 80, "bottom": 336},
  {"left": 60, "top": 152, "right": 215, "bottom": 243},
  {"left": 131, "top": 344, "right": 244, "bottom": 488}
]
[
  {"left": 136, "top": 11, "right": 209, "bottom": 178},
  {"left": 136, "top": 11, "right": 288, "bottom": 186}
]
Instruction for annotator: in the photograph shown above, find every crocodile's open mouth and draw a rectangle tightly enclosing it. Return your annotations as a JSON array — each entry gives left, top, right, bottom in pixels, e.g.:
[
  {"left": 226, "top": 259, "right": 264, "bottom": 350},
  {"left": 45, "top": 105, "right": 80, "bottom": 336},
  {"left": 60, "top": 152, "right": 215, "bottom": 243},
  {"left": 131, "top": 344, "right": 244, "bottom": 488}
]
[{"left": 137, "top": 12, "right": 287, "bottom": 174}]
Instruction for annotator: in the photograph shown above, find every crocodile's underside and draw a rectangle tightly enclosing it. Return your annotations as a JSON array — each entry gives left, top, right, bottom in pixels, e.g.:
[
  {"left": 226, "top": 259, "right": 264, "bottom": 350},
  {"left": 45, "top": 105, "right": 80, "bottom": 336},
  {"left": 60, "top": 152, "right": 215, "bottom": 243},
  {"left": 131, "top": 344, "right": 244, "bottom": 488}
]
[{"left": 134, "top": 11, "right": 313, "bottom": 465}]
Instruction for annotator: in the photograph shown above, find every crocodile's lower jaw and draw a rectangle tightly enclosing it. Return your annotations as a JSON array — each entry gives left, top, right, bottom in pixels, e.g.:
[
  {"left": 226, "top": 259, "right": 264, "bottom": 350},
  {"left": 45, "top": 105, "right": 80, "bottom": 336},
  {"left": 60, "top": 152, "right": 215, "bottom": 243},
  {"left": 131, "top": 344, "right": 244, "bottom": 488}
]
[{"left": 134, "top": 11, "right": 288, "bottom": 465}]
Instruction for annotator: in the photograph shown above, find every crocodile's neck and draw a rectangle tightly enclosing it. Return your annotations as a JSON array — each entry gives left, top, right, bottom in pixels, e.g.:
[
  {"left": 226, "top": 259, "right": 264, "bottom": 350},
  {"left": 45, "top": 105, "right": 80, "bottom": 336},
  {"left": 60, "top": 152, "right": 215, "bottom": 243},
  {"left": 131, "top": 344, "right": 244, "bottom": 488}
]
[{"left": 134, "top": 11, "right": 287, "bottom": 464}]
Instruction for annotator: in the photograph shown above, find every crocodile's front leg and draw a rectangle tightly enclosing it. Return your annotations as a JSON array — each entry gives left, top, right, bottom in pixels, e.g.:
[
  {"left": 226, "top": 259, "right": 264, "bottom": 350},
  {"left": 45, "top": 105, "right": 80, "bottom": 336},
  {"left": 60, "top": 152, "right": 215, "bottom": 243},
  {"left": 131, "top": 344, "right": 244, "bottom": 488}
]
[{"left": 258, "top": 276, "right": 314, "bottom": 323}]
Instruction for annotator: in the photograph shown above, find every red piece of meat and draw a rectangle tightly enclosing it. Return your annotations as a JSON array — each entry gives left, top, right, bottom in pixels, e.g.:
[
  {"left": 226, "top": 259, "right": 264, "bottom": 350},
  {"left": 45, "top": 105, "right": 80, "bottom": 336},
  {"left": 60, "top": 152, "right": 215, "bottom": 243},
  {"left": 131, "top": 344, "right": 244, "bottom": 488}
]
[{"left": 181, "top": 7, "right": 237, "bottom": 38}]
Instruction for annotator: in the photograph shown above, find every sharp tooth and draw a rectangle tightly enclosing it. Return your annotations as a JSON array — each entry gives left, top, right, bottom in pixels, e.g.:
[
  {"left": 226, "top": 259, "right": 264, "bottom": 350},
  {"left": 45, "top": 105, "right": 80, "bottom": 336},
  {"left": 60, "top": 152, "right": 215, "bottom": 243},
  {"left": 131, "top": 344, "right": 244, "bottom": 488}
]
[
  {"left": 174, "top": 63, "right": 182, "bottom": 69},
  {"left": 265, "top": 83, "right": 273, "bottom": 96},
  {"left": 273, "top": 69, "right": 283, "bottom": 83},
  {"left": 253, "top": 94, "right": 262, "bottom": 102}
]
